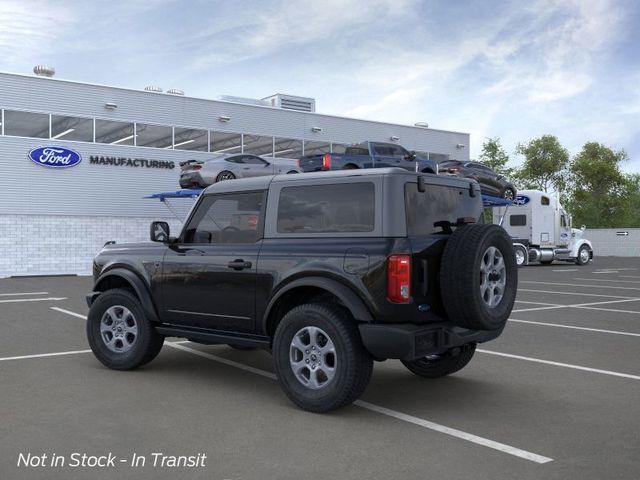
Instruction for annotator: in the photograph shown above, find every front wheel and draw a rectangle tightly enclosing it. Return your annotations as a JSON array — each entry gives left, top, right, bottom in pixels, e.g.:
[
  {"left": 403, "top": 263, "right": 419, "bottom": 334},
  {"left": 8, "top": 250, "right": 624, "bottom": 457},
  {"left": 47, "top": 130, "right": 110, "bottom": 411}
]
[
  {"left": 402, "top": 344, "right": 476, "bottom": 378},
  {"left": 502, "top": 187, "right": 516, "bottom": 201},
  {"left": 87, "top": 289, "right": 164, "bottom": 370},
  {"left": 273, "top": 303, "right": 373, "bottom": 412},
  {"left": 576, "top": 245, "right": 591, "bottom": 265},
  {"left": 514, "top": 245, "right": 527, "bottom": 267}
]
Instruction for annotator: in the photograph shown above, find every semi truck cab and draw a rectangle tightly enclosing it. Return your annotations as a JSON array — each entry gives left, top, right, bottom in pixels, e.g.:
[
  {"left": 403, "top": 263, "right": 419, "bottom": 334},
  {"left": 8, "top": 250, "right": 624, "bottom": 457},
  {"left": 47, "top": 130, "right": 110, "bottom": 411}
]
[{"left": 493, "top": 190, "right": 593, "bottom": 266}]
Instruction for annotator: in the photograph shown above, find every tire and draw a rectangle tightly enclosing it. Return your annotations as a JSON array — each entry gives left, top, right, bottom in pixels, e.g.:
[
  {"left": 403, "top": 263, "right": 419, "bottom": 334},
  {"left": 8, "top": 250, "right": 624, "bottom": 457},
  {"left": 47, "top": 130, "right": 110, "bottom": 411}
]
[
  {"left": 401, "top": 343, "right": 476, "bottom": 378},
  {"left": 216, "top": 171, "right": 236, "bottom": 182},
  {"left": 502, "top": 187, "right": 516, "bottom": 201},
  {"left": 514, "top": 245, "right": 527, "bottom": 267},
  {"left": 576, "top": 245, "right": 591, "bottom": 265},
  {"left": 86, "top": 289, "right": 164, "bottom": 370},
  {"left": 286, "top": 170, "right": 298, "bottom": 174},
  {"left": 273, "top": 303, "right": 373, "bottom": 413},
  {"left": 440, "top": 224, "right": 517, "bottom": 330},
  {"left": 343, "top": 164, "right": 358, "bottom": 170}
]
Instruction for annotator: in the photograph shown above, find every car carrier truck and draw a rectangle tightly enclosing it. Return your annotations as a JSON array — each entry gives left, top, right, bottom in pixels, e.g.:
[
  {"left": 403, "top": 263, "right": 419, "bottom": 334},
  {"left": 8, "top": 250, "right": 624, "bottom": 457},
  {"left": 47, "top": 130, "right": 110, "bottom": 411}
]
[{"left": 492, "top": 189, "right": 593, "bottom": 266}]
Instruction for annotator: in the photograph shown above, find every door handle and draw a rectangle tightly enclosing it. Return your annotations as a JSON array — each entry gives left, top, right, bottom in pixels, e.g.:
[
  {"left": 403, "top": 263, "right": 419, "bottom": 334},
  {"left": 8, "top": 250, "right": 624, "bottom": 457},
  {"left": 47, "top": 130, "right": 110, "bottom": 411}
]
[{"left": 227, "top": 259, "right": 252, "bottom": 270}]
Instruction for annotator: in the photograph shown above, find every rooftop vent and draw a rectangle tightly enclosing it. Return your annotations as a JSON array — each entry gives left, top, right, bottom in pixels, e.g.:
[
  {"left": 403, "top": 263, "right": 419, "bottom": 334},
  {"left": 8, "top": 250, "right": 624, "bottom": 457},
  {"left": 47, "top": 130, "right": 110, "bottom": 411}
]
[
  {"left": 33, "top": 65, "right": 55, "bottom": 77},
  {"left": 262, "top": 94, "right": 316, "bottom": 112},
  {"left": 144, "top": 85, "right": 163, "bottom": 93},
  {"left": 167, "top": 88, "right": 185, "bottom": 96}
]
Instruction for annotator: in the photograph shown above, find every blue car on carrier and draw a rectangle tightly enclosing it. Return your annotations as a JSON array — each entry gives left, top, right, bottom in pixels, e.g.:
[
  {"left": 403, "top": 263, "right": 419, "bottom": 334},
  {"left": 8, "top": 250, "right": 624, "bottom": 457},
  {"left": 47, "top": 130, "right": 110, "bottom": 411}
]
[{"left": 298, "top": 141, "right": 438, "bottom": 174}]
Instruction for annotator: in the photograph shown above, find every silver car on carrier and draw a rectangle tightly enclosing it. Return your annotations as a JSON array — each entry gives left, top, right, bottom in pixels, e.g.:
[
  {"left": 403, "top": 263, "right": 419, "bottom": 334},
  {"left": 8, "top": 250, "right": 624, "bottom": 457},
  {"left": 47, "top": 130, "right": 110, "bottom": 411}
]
[{"left": 179, "top": 154, "right": 300, "bottom": 188}]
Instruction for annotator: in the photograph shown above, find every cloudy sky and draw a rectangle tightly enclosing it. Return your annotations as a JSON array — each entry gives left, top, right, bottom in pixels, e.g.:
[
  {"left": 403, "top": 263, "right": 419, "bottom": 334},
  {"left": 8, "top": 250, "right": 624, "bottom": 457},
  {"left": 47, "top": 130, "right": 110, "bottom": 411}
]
[{"left": 1, "top": 0, "right": 638, "bottom": 171}]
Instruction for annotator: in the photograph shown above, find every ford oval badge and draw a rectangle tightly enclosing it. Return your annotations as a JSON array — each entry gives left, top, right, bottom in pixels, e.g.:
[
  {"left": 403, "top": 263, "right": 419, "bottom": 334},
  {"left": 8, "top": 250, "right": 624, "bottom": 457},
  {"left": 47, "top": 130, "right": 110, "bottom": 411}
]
[
  {"left": 514, "top": 195, "right": 530, "bottom": 206},
  {"left": 28, "top": 146, "right": 82, "bottom": 168}
]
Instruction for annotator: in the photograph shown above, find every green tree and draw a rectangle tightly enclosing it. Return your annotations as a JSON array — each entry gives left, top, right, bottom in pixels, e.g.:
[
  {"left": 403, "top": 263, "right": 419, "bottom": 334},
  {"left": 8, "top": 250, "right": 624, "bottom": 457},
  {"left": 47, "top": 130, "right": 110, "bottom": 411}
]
[
  {"left": 478, "top": 137, "right": 513, "bottom": 176},
  {"left": 514, "top": 135, "right": 569, "bottom": 192},
  {"left": 567, "top": 142, "right": 631, "bottom": 228}
]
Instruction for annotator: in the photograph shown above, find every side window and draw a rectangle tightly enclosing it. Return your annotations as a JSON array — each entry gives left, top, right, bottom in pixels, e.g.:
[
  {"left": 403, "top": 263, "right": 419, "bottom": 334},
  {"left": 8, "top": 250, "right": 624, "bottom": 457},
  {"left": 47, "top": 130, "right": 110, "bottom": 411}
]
[
  {"left": 277, "top": 183, "right": 375, "bottom": 233},
  {"left": 389, "top": 145, "right": 408, "bottom": 158},
  {"left": 226, "top": 156, "right": 243, "bottom": 164},
  {"left": 183, "top": 192, "right": 265, "bottom": 244},
  {"left": 243, "top": 155, "right": 267, "bottom": 165},
  {"left": 561, "top": 215, "right": 567, "bottom": 227},
  {"left": 510, "top": 215, "right": 527, "bottom": 226},
  {"left": 541, "top": 196, "right": 550, "bottom": 206}
]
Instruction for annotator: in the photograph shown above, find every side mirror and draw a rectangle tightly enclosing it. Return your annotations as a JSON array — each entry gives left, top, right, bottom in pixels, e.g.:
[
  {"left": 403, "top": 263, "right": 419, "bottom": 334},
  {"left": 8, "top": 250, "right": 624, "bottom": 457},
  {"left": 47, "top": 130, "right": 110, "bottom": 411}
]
[
  {"left": 581, "top": 225, "right": 586, "bottom": 231},
  {"left": 150, "top": 221, "right": 170, "bottom": 243},
  {"left": 405, "top": 150, "right": 417, "bottom": 161}
]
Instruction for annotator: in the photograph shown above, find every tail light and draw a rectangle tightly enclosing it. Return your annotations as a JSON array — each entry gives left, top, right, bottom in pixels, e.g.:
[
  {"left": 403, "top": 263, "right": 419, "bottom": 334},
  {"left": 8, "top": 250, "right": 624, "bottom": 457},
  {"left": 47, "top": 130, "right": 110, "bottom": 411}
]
[
  {"left": 446, "top": 167, "right": 460, "bottom": 174},
  {"left": 322, "top": 153, "right": 331, "bottom": 169},
  {"left": 387, "top": 255, "right": 411, "bottom": 303},
  {"left": 297, "top": 159, "right": 301, "bottom": 167},
  {"left": 192, "top": 165, "right": 202, "bottom": 170}
]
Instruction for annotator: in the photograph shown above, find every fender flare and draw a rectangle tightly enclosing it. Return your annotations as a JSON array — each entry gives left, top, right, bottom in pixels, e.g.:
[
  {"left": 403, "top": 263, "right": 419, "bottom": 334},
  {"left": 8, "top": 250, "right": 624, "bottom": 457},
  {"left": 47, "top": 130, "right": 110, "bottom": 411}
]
[
  {"left": 93, "top": 268, "right": 160, "bottom": 323},
  {"left": 262, "top": 276, "right": 373, "bottom": 331},
  {"left": 571, "top": 239, "right": 593, "bottom": 258}
]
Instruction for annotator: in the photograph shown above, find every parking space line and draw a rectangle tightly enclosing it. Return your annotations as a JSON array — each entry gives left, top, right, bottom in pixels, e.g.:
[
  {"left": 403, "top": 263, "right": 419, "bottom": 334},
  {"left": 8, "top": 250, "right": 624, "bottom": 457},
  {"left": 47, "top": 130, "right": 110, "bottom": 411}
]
[
  {"left": 166, "top": 343, "right": 553, "bottom": 464},
  {"left": 573, "top": 278, "right": 640, "bottom": 284},
  {"left": 573, "top": 306, "right": 640, "bottom": 314},
  {"left": 512, "top": 305, "right": 568, "bottom": 313},
  {"left": 508, "top": 319, "right": 640, "bottom": 337},
  {"left": 519, "top": 289, "right": 638, "bottom": 299},
  {"left": 0, "top": 292, "right": 49, "bottom": 296},
  {"left": 514, "top": 300, "right": 561, "bottom": 306},
  {"left": 477, "top": 350, "right": 640, "bottom": 381},
  {"left": 521, "top": 281, "right": 640, "bottom": 292},
  {"left": 552, "top": 269, "right": 578, "bottom": 272},
  {"left": 51, "top": 307, "right": 87, "bottom": 319},
  {"left": 0, "top": 349, "right": 92, "bottom": 362},
  {"left": 0, "top": 297, "right": 67, "bottom": 304},
  {"left": 355, "top": 401, "right": 553, "bottom": 464}
]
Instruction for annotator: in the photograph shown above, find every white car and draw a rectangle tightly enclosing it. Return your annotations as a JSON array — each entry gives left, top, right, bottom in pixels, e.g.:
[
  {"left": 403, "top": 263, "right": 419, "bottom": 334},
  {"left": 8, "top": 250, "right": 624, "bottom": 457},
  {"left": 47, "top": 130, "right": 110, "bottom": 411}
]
[{"left": 179, "top": 154, "right": 300, "bottom": 188}]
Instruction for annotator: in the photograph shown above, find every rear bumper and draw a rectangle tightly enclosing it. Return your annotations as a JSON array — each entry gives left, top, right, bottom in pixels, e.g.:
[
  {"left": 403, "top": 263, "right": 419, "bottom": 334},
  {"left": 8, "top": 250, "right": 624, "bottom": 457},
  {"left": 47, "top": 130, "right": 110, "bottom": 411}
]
[
  {"left": 358, "top": 322, "right": 503, "bottom": 361},
  {"left": 179, "top": 172, "right": 205, "bottom": 188}
]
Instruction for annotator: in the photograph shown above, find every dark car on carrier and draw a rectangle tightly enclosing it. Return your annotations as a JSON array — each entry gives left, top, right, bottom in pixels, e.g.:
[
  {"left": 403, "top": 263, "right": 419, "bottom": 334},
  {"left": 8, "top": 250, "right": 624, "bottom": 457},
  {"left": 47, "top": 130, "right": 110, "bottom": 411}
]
[
  {"left": 86, "top": 168, "right": 517, "bottom": 412},
  {"left": 439, "top": 160, "right": 517, "bottom": 200}
]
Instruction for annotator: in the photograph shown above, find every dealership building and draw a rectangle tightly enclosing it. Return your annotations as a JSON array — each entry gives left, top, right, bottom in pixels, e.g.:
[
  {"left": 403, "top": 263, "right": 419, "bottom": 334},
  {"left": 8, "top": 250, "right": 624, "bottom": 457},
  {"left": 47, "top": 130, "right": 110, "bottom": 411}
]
[{"left": 0, "top": 69, "right": 470, "bottom": 278}]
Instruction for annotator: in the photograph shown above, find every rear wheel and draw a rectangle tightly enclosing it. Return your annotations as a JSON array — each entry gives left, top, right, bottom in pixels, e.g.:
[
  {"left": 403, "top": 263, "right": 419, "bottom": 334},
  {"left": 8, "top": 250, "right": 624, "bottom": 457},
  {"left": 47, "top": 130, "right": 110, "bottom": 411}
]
[
  {"left": 343, "top": 164, "right": 358, "bottom": 170},
  {"left": 216, "top": 171, "right": 236, "bottom": 182},
  {"left": 273, "top": 303, "right": 372, "bottom": 412},
  {"left": 87, "top": 289, "right": 164, "bottom": 370},
  {"left": 440, "top": 224, "right": 517, "bottom": 330},
  {"left": 402, "top": 344, "right": 476, "bottom": 378},
  {"left": 502, "top": 187, "right": 516, "bottom": 201}
]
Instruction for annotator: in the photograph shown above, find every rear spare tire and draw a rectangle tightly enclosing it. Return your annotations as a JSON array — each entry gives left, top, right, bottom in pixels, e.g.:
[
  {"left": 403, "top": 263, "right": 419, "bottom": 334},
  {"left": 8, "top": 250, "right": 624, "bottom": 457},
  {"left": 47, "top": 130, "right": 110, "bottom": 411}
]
[{"left": 440, "top": 224, "right": 517, "bottom": 330}]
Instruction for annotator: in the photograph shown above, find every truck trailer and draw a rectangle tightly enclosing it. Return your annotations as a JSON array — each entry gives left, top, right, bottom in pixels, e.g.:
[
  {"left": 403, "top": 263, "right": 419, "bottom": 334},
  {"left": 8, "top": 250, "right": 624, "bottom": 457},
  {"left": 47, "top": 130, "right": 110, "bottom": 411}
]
[{"left": 493, "top": 190, "right": 593, "bottom": 266}]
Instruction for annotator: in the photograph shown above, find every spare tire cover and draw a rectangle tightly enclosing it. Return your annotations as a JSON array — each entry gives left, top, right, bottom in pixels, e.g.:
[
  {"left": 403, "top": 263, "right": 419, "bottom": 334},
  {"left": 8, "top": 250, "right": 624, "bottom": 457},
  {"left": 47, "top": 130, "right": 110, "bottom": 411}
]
[{"left": 439, "top": 224, "right": 517, "bottom": 330}]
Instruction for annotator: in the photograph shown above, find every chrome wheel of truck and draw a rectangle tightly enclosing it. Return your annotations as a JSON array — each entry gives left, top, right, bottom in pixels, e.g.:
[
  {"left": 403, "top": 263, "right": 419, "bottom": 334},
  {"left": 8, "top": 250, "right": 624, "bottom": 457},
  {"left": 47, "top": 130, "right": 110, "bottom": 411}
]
[
  {"left": 289, "top": 326, "right": 337, "bottom": 390},
  {"left": 480, "top": 246, "right": 506, "bottom": 308}
]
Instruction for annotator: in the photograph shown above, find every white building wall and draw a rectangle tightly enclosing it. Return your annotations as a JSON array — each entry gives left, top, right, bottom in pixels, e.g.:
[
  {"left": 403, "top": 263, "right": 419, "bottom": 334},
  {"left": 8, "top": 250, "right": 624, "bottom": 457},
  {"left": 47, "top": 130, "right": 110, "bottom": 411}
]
[
  {"left": 584, "top": 228, "right": 640, "bottom": 257},
  {"left": 0, "top": 214, "right": 185, "bottom": 278}
]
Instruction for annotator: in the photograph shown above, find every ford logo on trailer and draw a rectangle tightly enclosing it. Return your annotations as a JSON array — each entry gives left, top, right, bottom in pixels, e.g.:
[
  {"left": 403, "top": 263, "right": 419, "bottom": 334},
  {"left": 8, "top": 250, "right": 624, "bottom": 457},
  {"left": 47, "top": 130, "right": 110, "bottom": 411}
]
[
  {"left": 28, "top": 146, "right": 82, "bottom": 168},
  {"left": 514, "top": 195, "right": 530, "bottom": 206}
]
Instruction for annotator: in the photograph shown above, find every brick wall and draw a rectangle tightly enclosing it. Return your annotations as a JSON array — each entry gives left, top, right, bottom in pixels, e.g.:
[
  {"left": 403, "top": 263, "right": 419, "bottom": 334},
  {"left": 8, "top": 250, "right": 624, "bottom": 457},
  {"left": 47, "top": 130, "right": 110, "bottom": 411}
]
[
  {"left": 584, "top": 228, "right": 640, "bottom": 257},
  {"left": 0, "top": 215, "right": 184, "bottom": 278}
]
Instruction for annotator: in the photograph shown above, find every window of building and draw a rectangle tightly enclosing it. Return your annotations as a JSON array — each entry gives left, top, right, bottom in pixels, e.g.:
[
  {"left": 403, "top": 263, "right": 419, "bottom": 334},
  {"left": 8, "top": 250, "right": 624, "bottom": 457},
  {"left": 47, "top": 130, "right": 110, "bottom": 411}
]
[
  {"left": 211, "top": 131, "right": 242, "bottom": 154},
  {"left": 183, "top": 192, "right": 265, "bottom": 244},
  {"left": 277, "top": 183, "right": 375, "bottom": 234},
  {"left": 243, "top": 135, "right": 274, "bottom": 156},
  {"left": 173, "top": 127, "right": 208, "bottom": 151},
  {"left": 510, "top": 215, "right": 527, "bottom": 227},
  {"left": 3, "top": 110, "right": 49, "bottom": 138},
  {"left": 95, "top": 119, "right": 135, "bottom": 145},
  {"left": 303, "top": 140, "right": 331, "bottom": 156},
  {"left": 135, "top": 123, "right": 172, "bottom": 148},
  {"left": 274, "top": 137, "right": 303, "bottom": 158},
  {"left": 50, "top": 115, "right": 93, "bottom": 142}
]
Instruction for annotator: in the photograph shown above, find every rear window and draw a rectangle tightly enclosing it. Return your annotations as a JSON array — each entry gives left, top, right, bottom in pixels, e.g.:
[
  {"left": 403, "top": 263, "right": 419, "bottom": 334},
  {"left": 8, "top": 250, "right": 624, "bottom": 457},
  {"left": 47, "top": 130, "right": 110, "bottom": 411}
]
[
  {"left": 277, "top": 183, "right": 374, "bottom": 233},
  {"left": 510, "top": 214, "right": 527, "bottom": 226},
  {"left": 345, "top": 147, "right": 369, "bottom": 156},
  {"left": 405, "top": 183, "right": 476, "bottom": 235}
]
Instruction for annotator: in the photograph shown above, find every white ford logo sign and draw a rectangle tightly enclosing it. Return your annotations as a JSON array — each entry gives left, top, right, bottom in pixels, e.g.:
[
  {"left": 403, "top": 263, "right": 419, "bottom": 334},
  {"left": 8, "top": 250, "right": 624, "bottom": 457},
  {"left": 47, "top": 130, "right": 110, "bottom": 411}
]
[{"left": 28, "top": 146, "right": 82, "bottom": 168}]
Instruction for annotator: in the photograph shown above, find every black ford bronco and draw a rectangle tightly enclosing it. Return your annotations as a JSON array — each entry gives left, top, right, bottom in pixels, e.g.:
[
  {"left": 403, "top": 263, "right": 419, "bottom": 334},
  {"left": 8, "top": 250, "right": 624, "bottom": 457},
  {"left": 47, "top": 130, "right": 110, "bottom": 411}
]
[{"left": 86, "top": 168, "right": 517, "bottom": 412}]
